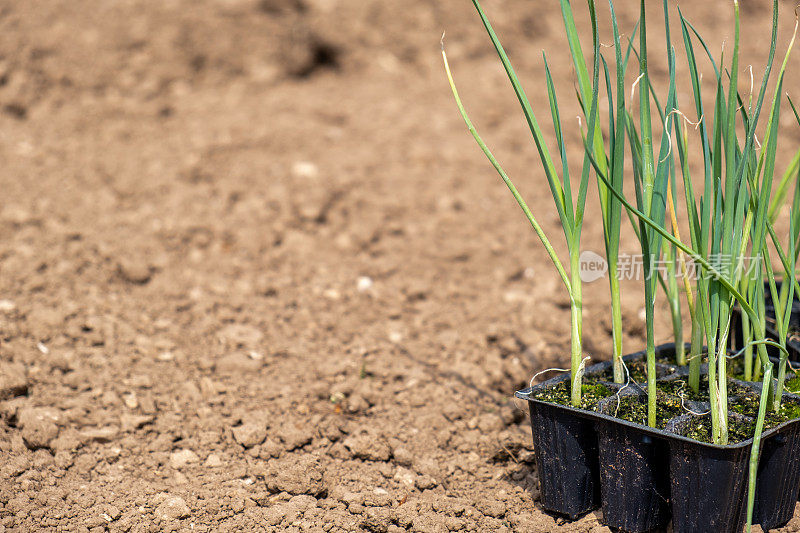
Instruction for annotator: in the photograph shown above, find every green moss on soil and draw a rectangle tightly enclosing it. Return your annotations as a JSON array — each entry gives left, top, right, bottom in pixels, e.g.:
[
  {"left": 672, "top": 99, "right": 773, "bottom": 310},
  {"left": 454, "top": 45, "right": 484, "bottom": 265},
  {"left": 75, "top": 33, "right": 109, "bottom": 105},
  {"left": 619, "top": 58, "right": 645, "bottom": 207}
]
[
  {"left": 683, "top": 416, "right": 755, "bottom": 444},
  {"left": 530, "top": 381, "right": 613, "bottom": 411},
  {"left": 723, "top": 354, "right": 776, "bottom": 383},
  {"left": 727, "top": 356, "right": 766, "bottom": 382},
  {"left": 730, "top": 394, "right": 800, "bottom": 429},
  {"left": 787, "top": 374, "right": 800, "bottom": 393},
  {"left": 658, "top": 377, "right": 752, "bottom": 403},
  {"left": 612, "top": 392, "right": 684, "bottom": 428},
  {"left": 658, "top": 378, "right": 709, "bottom": 402}
]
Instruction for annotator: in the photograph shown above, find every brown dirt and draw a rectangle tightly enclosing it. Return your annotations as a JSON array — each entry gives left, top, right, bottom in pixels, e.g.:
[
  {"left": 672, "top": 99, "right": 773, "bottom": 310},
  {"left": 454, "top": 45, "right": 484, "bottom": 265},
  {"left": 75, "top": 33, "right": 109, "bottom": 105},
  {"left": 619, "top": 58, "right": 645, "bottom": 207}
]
[{"left": 1, "top": 0, "right": 800, "bottom": 532}]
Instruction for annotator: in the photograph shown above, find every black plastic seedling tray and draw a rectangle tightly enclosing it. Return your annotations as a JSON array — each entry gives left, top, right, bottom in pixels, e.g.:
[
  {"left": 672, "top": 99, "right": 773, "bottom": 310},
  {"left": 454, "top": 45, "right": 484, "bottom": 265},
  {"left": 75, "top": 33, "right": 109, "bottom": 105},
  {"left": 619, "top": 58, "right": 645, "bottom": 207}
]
[{"left": 515, "top": 343, "right": 800, "bottom": 533}]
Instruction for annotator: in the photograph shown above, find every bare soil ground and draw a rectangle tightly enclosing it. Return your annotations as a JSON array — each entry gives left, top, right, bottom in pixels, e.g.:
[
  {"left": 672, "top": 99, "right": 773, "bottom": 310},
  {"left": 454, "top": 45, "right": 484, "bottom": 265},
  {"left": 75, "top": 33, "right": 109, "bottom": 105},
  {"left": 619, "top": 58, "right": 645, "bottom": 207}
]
[{"left": 2, "top": 0, "right": 800, "bottom": 531}]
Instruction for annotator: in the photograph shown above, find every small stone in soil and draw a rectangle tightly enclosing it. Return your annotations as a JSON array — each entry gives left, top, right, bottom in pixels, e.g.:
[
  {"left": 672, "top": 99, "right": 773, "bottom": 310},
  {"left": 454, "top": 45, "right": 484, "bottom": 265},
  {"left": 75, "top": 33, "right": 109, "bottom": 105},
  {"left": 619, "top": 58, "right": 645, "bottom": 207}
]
[
  {"left": 288, "top": 494, "right": 318, "bottom": 510},
  {"left": 0, "top": 362, "right": 28, "bottom": 400},
  {"left": 414, "top": 475, "right": 437, "bottom": 490},
  {"left": 204, "top": 453, "right": 222, "bottom": 467},
  {"left": 357, "top": 276, "right": 373, "bottom": 292},
  {"left": 50, "top": 429, "right": 82, "bottom": 452},
  {"left": 121, "top": 414, "right": 155, "bottom": 432},
  {"left": 278, "top": 423, "right": 313, "bottom": 450},
  {"left": 155, "top": 496, "right": 190, "bottom": 521},
  {"left": 361, "top": 507, "right": 392, "bottom": 532},
  {"left": 79, "top": 426, "right": 119, "bottom": 443},
  {"left": 232, "top": 422, "right": 267, "bottom": 448},
  {"left": 364, "top": 489, "right": 393, "bottom": 507},
  {"left": 122, "top": 393, "right": 138, "bottom": 409},
  {"left": 265, "top": 455, "right": 325, "bottom": 496},
  {"left": 291, "top": 161, "right": 319, "bottom": 179},
  {"left": 104, "top": 505, "right": 121, "bottom": 521},
  {"left": 17, "top": 407, "right": 60, "bottom": 449},
  {"left": 170, "top": 449, "right": 199, "bottom": 469},
  {"left": 391, "top": 446, "right": 413, "bottom": 466},
  {"left": 342, "top": 431, "right": 391, "bottom": 462},
  {"left": 393, "top": 467, "right": 416, "bottom": 488},
  {"left": 117, "top": 257, "right": 152, "bottom": 284}
]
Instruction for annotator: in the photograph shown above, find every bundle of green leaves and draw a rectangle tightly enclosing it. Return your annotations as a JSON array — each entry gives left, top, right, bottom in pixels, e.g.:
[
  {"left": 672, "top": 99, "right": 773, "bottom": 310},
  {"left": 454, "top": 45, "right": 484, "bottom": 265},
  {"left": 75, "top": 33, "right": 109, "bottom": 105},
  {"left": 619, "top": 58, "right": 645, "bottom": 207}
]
[{"left": 444, "top": 1, "right": 800, "bottom": 529}]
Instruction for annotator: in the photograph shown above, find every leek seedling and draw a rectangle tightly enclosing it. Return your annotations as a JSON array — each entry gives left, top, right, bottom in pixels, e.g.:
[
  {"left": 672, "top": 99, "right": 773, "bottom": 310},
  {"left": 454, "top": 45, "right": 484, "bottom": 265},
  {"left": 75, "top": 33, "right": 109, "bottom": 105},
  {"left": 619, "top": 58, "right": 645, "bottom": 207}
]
[
  {"left": 558, "top": 0, "right": 629, "bottom": 384},
  {"left": 765, "top": 235, "right": 798, "bottom": 409},
  {"left": 627, "top": 0, "right": 677, "bottom": 427},
  {"left": 588, "top": 0, "right": 796, "bottom": 438},
  {"left": 767, "top": 147, "right": 800, "bottom": 224},
  {"left": 739, "top": 150, "right": 800, "bottom": 382},
  {"left": 656, "top": 119, "right": 685, "bottom": 366},
  {"left": 442, "top": 0, "right": 604, "bottom": 407},
  {"left": 623, "top": 30, "right": 696, "bottom": 372},
  {"left": 763, "top": 102, "right": 800, "bottom": 409},
  {"left": 594, "top": 10, "right": 797, "bottom": 523},
  {"left": 582, "top": 0, "right": 675, "bottom": 425},
  {"left": 668, "top": 178, "right": 703, "bottom": 391},
  {"left": 669, "top": 0, "right": 793, "bottom": 441},
  {"left": 739, "top": 146, "right": 800, "bottom": 381},
  {"left": 624, "top": 37, "right": 691, "bottom": 371},
  {"left": 740, "top": 7, "right": 799, "bottom": 412}
]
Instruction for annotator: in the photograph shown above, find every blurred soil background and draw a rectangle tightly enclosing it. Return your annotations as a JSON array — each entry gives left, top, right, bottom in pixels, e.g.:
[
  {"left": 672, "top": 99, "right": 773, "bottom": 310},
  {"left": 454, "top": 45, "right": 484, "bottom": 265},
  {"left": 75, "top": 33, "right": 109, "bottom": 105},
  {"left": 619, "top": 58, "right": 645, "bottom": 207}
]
[{"left": 1, "top": 0, "right": 800, "bottom": 531}]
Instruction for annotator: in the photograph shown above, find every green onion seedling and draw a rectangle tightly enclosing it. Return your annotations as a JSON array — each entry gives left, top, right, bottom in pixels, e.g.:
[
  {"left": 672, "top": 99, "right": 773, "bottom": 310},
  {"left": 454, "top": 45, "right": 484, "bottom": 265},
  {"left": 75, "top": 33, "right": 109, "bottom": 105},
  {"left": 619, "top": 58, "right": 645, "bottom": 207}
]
[
  {"left": 587, "top": 2, "right": 795, "bottom": 527},
  {"left": 625, "top": 0, "right": 677, "bottom": 427},
  {"left": 562, "top": 0, "right": 637, "bottom": 385},
  {"left": 442, "top": 0, "right": 605, "bottom": 407}
]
